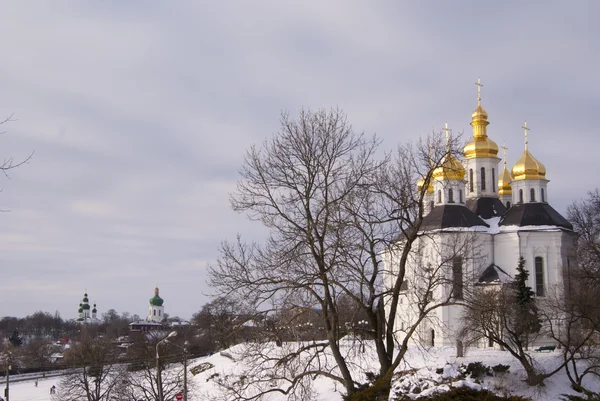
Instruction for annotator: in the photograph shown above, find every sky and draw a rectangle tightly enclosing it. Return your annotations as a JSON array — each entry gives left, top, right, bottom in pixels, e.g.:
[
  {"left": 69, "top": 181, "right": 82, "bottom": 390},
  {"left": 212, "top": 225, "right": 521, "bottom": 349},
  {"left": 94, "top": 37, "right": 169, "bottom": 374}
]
[{"left": 0, "top": 1, "right": 598, "bottom": 320}]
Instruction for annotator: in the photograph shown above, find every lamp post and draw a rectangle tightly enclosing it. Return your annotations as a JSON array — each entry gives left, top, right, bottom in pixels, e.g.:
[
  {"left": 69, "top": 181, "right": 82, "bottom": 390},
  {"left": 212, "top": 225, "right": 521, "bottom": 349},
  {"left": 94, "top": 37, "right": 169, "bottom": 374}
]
[
  {"left": 167, "top": 340, "right": 189, "bottom": 401},
  {"left": 156, "top": 331, "right": 177, "bottom": 401}
]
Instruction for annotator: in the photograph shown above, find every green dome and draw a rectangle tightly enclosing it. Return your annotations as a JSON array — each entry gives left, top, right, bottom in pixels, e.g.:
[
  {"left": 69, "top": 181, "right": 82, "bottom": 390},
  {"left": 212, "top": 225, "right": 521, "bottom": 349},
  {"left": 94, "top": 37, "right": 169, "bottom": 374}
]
[
  {"left": 78, "top": 307, "right": 83, "bottom": 313},
  {"left": 82, "top": 303, "right": 90, "bottom": 310},
  {"left": 149, "top": 287, "right": 164, "bottom": 306}
]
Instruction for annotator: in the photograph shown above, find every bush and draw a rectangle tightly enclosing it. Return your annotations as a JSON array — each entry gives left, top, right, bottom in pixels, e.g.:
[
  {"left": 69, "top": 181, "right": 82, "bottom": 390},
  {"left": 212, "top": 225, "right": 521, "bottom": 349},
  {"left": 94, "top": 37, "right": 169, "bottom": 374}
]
[
  {"left": 413, "top": 387, "right": 531, "bottom": 400},
  {"left": 465, "top": 362, "right": 491, "bottom": 378},
  {"left": 344, "top": 373, "right": 392, "bottom": 401},
  {"left": 561, "top": 391, "right": 600, "bottom": 401},
  {"left": 492, "top": 364, "right": 510, "bottom": 374}
]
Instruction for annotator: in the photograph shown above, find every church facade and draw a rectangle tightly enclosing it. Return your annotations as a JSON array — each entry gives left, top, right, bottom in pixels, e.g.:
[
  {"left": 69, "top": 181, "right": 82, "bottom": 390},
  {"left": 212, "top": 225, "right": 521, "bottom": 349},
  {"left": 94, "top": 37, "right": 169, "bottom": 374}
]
[{"left": 383, "top": 83, "right": 575, "bottom": 347}]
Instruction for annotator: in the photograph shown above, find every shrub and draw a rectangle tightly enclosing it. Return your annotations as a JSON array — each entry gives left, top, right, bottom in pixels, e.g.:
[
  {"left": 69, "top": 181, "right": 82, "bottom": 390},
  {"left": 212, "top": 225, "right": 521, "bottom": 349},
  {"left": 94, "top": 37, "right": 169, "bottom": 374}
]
[
  {"left": 414, "top": 387, "right": 531, "bottom": 400},
  {"left": 561, "top": 391, "right": 600, "bottom": 401},
  {"left": 492, "top": 364, "right": 510, "bottom": 374},
  {"left": 465, "top": 362, "right": 491, "bottom": 378}
]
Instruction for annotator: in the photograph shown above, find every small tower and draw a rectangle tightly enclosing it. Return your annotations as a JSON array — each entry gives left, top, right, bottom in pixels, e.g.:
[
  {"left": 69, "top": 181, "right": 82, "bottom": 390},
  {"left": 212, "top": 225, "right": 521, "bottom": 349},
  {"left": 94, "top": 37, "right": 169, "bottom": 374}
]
[
  {"left": 464, "top": 78, "right": 501, "bottom": 199},
  {"left": 148, "top": 287, "right": 165, "bottom": 323},
  {"left": 92, "top": 304, "right": 98, "bottom": 320},
  {"left": 431, "top": 123, "right": 467, "bottom": 206},
  {"left": 510, "top": 122, "right": 548, "bottom": 205},
  {"left": 498, "top": 142, "right": 513, "bottom": 208}
]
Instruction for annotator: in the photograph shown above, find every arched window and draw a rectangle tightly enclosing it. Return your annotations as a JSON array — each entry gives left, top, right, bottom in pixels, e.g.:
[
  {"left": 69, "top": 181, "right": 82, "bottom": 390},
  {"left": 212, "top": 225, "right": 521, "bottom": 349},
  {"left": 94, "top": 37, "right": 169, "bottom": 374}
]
[
  {"left": 541, "top": 188, "right": 545, "bottom": 202},
  {"left": 448, "top": 188, "right": 454, "bottom": 203},
  {"left": 492, "top": 168, "right": 496, "bottom": 192},
  {"left": 535, "top": 257, "right": 544, "bottom": 296},
  {"left": 459, "top": 189, "right": 463, "bottom": 203},
  {"left": 481, "top": 167, "right": 486, "bottom": 191},
  {"left": 429, "top": 200, "right": 434, "bottom": 211},
  {"left": 438, "top": 190, "right": 442, "bottom": 203},
  {"left": 507, "top": 201, "right": 511, "bottom": 208},
  {"left": 453, "top": 257, "right": 463, "bottom": 300},
  {"left": 469, "top": 169, "right": 474, "bottom": 192},
  {"left": 519, "top": 189, "right": 524, "bottom": 203},
  {"left": 530, "top": 188, "right": 536, "bottom": 202},
  {"left": 153, "top": 310, "right": 156, "bottom": 316}
]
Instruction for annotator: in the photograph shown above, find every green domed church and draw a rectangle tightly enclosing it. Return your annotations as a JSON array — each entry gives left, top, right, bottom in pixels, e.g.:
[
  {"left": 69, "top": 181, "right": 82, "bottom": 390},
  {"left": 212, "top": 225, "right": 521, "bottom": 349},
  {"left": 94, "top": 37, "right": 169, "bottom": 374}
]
[
  {"left": 147, "top": 287, "right": 165, "bottom": 323},
  {"left": 76, "top": 292, "right": 99, "bottom": 324}
]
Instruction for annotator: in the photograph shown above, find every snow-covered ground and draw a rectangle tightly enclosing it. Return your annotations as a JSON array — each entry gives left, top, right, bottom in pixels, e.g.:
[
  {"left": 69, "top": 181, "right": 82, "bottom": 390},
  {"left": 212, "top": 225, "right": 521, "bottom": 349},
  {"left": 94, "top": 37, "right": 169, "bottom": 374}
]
[{"left": 6, "top": 344, "right": 600, "bottom": 400}]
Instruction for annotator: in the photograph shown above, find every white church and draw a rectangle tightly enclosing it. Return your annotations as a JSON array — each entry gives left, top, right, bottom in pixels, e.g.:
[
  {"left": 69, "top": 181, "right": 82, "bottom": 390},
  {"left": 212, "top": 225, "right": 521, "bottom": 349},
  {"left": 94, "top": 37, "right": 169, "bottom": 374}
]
[{"left": 383, "top": 82, "right": 575, "bottom": 347}]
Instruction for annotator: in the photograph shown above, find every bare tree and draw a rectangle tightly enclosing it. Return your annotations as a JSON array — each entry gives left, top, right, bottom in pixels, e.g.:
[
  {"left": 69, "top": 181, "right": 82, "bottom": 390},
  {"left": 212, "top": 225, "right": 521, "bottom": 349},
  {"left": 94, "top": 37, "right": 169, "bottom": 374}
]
[
  {"left": 209, "top": 108, "right": 473, "bottom": 399},
  {"left": 124, "top": 335, "right": 189, "bottom": 401},
  {"left": 54, "top": 329, "right": 126, "bottom": 401}
]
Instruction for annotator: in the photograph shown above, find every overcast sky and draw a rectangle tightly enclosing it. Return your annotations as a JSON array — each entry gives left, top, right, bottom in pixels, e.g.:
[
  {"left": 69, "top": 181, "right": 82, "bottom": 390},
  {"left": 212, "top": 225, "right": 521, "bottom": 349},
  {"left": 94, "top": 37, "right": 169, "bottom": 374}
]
[{"left": 0, "top": 1, "right": 598, "bottom": 320}]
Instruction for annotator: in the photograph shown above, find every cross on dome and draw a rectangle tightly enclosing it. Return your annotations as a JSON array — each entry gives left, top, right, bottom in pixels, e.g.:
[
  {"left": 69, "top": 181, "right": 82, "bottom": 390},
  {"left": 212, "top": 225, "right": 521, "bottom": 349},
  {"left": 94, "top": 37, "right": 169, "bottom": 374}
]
[
  {"left": 442, "top": 121, "right": 452, "bottom": 151},
  {"left": 522, "top": 121, "right": 530, "bottom": 150},
  {"left": 475, "top": 77, "right": 483, "bottom": 106},
  {"left": 501, "top": 142, "right": 508, "bottom": 167}
]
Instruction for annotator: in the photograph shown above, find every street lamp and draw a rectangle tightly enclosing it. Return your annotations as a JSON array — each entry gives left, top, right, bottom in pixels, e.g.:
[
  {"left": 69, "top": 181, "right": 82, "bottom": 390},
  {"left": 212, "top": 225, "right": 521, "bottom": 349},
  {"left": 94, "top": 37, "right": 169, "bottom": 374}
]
[
  {"left": 167, "top": 340, "right": 190, "bottom": 401},
  {"left": 156, "top": 331, "right": 177, "bottom": 401}
]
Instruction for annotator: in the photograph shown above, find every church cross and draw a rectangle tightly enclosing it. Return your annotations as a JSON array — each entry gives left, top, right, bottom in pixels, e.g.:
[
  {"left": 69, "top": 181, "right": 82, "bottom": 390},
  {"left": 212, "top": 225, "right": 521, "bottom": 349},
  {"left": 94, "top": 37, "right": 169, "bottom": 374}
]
[
  {"left": 475, "top": 77, "right": 483, "bottom": 105},
  {"left": 443, "top": 121, "right": 452, "bottom": 151},
  {"left": 522, "top": 121, "right": 530, "bottom": 150},
  {"left": 501, "top": 142, "right": 508, "bottom": 167}
]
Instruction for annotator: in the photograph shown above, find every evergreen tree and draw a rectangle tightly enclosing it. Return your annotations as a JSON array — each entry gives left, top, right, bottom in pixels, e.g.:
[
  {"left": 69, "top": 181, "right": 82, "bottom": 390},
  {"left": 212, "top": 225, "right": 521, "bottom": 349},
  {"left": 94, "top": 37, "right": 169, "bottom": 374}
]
[
  {"left": 512, "top": 257, "right": 541, "bottom": 345},
  {"left": 9, "top": 329, "right": 23, "bottom": 346}
]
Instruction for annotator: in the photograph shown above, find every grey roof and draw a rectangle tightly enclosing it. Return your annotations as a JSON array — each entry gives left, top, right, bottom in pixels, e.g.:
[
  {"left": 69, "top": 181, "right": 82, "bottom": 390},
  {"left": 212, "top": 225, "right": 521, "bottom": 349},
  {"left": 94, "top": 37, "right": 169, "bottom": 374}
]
[
  {"left": 499, "top": 203, "right": 573, "bottom": 229},
  {"left": 420, "top": 204, "right": 489, "bottom": 231},
  {"left": 466, "top": 197, "right": 507, "bottom": 219},
  {"left": 477, "top": 264, "right": 512, "bottom": 285}
]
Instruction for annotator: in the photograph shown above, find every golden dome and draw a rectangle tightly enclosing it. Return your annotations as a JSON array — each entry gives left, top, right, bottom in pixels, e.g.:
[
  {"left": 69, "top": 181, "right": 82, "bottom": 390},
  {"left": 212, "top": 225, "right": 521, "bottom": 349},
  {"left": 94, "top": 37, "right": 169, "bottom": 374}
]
[
  {"left": 511, "top": 150, "right": 546, "bottom": 181},
  {"left": 464, "top": 102, "right": 499, "bottom": 159},
  {"left": 497, "top": 166, "right": 513, "bottom": 195},
  {"left": 432, "top": 154, "right": 465, "bottom": 181},
  {"left": 417, "top": 176, "right": 434, "bottom": 194},
  {"left": 471, "top": 105, "right": 488, "bottom": 121},
  {"left": 464, "top": 136, "right": 499, "bottom": 159}
]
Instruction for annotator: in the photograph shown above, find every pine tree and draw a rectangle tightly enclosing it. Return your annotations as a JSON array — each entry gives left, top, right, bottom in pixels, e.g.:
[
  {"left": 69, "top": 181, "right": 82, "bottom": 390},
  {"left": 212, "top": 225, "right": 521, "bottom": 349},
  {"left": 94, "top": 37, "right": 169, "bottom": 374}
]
[
  {"left": 9, "top": 329, "right": 23, "bottom": 346},
  {"left": 512, "top": 257, "right": 541, "bottom": 345}
]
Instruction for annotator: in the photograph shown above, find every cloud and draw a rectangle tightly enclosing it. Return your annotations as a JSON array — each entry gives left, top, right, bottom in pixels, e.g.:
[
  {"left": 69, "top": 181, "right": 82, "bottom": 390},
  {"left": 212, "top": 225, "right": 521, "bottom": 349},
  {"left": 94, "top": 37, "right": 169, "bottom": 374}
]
[{"left": 0, "top": 1, "right": 597, "bottom": 319}]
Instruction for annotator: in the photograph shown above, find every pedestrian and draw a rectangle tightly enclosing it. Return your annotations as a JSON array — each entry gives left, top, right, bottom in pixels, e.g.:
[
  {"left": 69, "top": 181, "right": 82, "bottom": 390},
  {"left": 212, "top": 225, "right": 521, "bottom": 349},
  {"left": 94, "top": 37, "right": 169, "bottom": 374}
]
[{"left": 35, "top": 379, "right": 38, "bottom": 387}]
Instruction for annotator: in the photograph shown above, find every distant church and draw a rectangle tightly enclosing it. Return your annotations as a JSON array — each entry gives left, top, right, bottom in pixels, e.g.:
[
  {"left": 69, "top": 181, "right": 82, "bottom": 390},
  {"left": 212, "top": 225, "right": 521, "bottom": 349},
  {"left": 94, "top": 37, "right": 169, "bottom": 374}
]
[
  {"left": 76, "top": 292, "right": 100, "bottom": 324},
  {"left": 130, "top": 287, "right": 167, "bottom": 332},
  {"left": 383, "top": 80, "right": 575, "bottom": 347}
]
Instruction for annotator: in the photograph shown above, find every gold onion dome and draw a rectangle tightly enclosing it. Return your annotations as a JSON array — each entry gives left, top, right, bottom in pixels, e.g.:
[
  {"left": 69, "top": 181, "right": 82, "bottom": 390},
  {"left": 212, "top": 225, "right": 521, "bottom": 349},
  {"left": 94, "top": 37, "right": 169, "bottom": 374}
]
[
  {"left": 417, "top": 176, "right": 434, "bottom": 194},
  {"left": 432, "top": 154, "right": 465, "bottom": 181},
  {"left": 498, "top": 167, "right": 513, "bottom": 194},
  {"left": 464, "top": 104, "right": 499, "bottom": 159},
  {"left": 511, "top": 150, "right": 546, "bottom": 181}
]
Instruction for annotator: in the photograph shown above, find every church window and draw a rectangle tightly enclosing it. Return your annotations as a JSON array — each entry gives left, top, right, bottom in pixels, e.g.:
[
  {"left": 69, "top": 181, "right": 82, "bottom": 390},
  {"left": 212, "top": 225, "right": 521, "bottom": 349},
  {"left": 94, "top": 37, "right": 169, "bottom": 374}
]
[
  {"left": 519, "top": 189, "right": 524, "bottom": 203},
  {"left": 429, "top": 200, "right": 434, "bottom": 211},
  {"left": 452, "top": 256, "right": 463, "bottom": 300},
  {"left": 507, "top": 201, "right": 511, "bottom": 208},
  {"left": 492, "top": 168, "right": 496, "bottom": 192},
  {"left": 448, "top": 188, "right": 454, "bottom": 203},
  {"left": 159, "top": 310, "right": 161, "bottom": 316},
  {"left": 541, "top": 188, "right": 545, "bottom": 202},
  {"left": 438, "top": 190, "right": 442, "bottom": 203},
  {"left": 153, "top": 310, "right": 156, "bottom": 316},
  {"left": 469, "top": 169, "right": 474, "bottom": 192},
  {"left": 481, "top": 167, "right": 486, "bottom": 191},
  {"left": 459, "top": 189, "right": 463, "bottom": 203},
  {"left": 530, "top": 188, "right": 536, "bottom": 202},
  {"left": 535, "top": 257, "right": 544, "bottom": 296}
]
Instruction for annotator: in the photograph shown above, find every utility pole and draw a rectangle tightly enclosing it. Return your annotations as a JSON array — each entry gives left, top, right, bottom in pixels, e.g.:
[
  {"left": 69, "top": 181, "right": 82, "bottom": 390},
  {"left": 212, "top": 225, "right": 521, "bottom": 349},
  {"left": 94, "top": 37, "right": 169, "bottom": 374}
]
[
  {"left": 5, "top": 364, "right": 10, "bottom": 401},
  {"left": 183, "top": 341, "right": 189, "bottom": 401}
]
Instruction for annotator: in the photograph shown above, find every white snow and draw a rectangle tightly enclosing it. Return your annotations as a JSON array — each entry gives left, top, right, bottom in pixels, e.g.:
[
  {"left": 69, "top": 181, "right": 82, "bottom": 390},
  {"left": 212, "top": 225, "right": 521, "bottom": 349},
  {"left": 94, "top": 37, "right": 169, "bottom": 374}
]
[{"left": 5, "top": 344, "right": 600, "bottom": 400}]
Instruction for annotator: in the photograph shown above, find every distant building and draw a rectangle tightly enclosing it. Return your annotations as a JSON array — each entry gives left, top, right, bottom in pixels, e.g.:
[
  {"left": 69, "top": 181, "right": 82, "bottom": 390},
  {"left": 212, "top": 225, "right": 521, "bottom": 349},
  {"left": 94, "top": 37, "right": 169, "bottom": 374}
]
[
  {"left": 76, "top": 292, "right": 100, "bottom": 324},
  {"left": 130, "top": 287, "right": 167, "bottom": 333}
]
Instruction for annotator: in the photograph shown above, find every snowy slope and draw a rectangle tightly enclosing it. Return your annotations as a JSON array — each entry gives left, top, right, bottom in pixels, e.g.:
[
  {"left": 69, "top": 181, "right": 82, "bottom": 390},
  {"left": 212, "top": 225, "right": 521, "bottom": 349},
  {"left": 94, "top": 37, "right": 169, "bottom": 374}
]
[{"left": 6, "top": 344, "right": 600, "bottom": 400}]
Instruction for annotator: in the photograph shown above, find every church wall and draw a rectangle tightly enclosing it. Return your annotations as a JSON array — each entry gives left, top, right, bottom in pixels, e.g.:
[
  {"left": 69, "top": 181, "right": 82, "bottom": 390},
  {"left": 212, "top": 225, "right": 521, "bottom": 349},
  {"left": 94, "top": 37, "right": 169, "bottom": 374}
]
[{"left": 464, "top": 157, "right": 501, "bottom": 199}]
